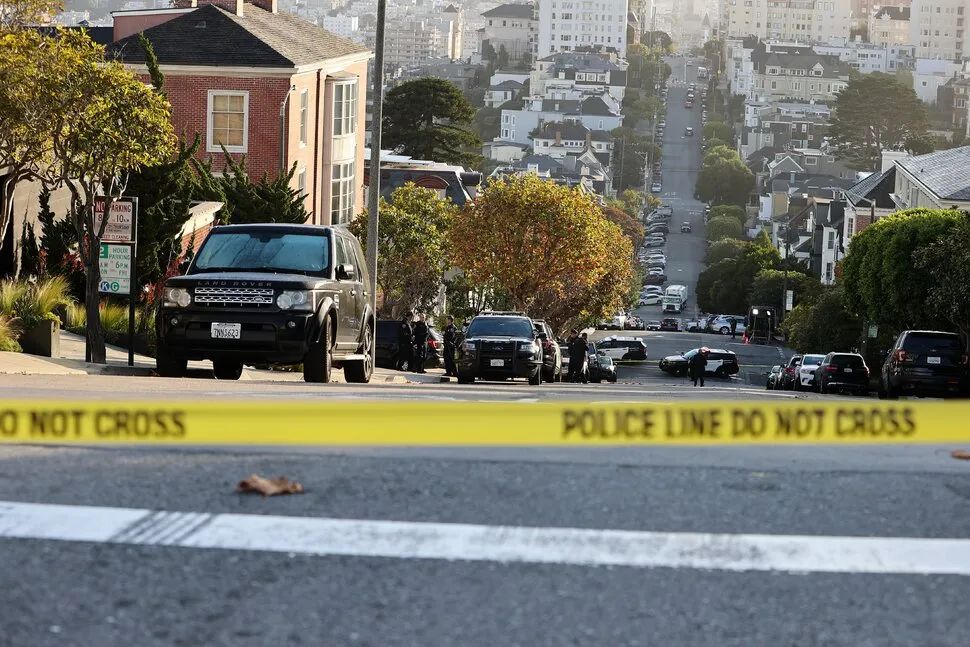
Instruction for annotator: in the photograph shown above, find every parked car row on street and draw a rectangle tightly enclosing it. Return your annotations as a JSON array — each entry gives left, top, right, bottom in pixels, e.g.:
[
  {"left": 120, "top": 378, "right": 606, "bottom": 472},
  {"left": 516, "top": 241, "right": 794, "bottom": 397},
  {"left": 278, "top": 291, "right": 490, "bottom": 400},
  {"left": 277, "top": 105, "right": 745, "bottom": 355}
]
[{"left": 766, "top": 330, "right": 970, "bottom": 399}]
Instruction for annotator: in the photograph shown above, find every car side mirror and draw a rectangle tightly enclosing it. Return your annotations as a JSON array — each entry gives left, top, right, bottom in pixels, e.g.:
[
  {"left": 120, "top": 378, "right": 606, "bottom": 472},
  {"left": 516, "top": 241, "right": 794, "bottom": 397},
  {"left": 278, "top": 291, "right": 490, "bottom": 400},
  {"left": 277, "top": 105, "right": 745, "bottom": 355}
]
[
  {"left": 177, "top": 258, "right": 191, "bottom": 274},
  {"left": 336, "top": 263, "right": 356, "bottom": 280}
]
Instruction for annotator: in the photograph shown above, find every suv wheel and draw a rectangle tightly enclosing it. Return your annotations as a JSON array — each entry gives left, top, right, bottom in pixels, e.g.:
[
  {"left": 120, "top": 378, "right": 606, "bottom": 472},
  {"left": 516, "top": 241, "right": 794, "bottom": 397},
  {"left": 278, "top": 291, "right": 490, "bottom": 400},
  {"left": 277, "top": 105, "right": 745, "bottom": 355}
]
[
  {"left": 156, "top": 353, "right": 187, "bottom": 378},
  {"left": 719, "top": 326, "right": 730, "bottom": 334},
  {"left": 528, "top": 367, "right": 542, "bottom": 386},
  {"left": 457, "top": 372, "right": 475, "bottom": 384},
  {"left": 344, "top": 323, "right": 374, "bottom": 384},
  {"left": 303, "top": 317, "right": 333, "bottom": 383},
  {"left": 213, "top": 360, "right": 243, "bottom": 380}
]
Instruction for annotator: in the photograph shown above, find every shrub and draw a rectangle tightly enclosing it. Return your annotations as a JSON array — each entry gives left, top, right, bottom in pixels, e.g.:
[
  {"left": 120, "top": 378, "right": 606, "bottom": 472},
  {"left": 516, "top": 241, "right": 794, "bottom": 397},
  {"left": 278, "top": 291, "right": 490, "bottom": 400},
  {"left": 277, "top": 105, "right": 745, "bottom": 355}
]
[{"left": 0, "top": 315, "right": 21, "bottom": 352}]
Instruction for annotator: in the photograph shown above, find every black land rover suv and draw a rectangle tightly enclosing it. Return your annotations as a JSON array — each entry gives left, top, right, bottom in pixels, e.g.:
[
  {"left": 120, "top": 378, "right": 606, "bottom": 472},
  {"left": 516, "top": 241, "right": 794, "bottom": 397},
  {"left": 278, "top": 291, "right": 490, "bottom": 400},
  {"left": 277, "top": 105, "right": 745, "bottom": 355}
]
[
  {"left": 456, "top": 312, "right": 545, "bottom": 385},
  {"left": 156, "top": 224, "right": 374, "bottom": 383}
]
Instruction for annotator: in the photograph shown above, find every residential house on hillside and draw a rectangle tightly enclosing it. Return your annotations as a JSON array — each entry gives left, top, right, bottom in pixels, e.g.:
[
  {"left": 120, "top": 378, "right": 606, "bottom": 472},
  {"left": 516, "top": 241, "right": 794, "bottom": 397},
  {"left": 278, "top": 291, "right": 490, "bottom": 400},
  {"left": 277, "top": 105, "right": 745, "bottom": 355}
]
[
  {"left": 110, "top": 0, "right": 371, "bottom": 226},
  {"left": 531, "top": 52, "right": 628, "bottom": 103},
  {"left": 531, "top": 121, "right": 613, "bottom": 162},
  {"left": 498, "top": 94, "right": 622, "bottom": 145},
  {"left": 480, "top": 2, "right": 536, "bottom": 65},
  {"left": 890, "top": 146, "right": 970, "bottom": 211},
  {"left": 869, "top": 6, "right": 911, "bottom": 48},
  {"left": 842, "top": 166, "right": 899, "bottom": 247},
  {"left": 491, "top": 153, "right": 611, "bottom": 198},
  {"left": 751, "top": 52, "right": 852, "bottom": 103},
  {"left": 485, "top": 79, "right": 525, "bottom": 108}
]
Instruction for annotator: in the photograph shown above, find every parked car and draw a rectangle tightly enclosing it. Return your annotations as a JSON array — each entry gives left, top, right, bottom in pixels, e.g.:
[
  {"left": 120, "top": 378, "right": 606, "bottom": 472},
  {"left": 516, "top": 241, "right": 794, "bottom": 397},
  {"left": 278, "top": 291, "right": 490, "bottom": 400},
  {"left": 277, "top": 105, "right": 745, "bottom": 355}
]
[
  {"left": 625, "top": 315, "right": 645, "bottom": 330},
  {"left": 659, "top": 348, "right": 740, "bottom": 378},
  {"left": 816, "top": 352, "right": 869, "bottom": 395},
  {"left": 651, "top": 182, "right": 663, "bottom": 193},
  {"left": 456, "top": 311, "right": 544, "bottom": 385},
  {"left": 659, "top": 318, "right": 679, "bottom": 332},
  {"left": 645, "top": 320, "right": 661, "bottom": 331},
  {"left": 644, "top": 239, "right": 665, "bottom": 249},
  {"left": 766, "top": 364, "right": 783, "bottom": 390},
  {"left": 646, "top": 224, "right": 670, "bottom": 235},
  {"left": 375, "top": 320, "right": 442, "bottom": 370},
  {"left": 597, "top": 336, "right": 648, "bottom": 361},
  {"left": 795, "top": 354, "right": 826, "bottom": 391},
  {"left": 880, "top": 330, "right": 969, "bottom": 399},
  {"left": 643, "top": 273, "right": 667, "bottom": 285},
  {"left": 586, "top": 344, "right": 618, "bottom": 383},
  {"left": 532, "top": 319, "right": 563, "bottom": 383},
  {"left": 639, "top": 294, "right": 662, "bottom": 306},
  {"left": 684, "top": 127, "right": 694, "bottom": 136},
  {"left": 779, "top": 355, "right": 802, "bottom": 390},
  {"left": 710, "top": 314, "right": 746, "bottom": 335},
  {"left": 644, "top": 260, "right": 666, "bottom": 271},
  {"left": 680, "top": 221, "right": 692, "bottom": 233},
  {"left": 156, "top": 223, "right": 374, "bottom": 383},
  {"left": 683, "top": 319, "right": 704, "bottom": 332}
]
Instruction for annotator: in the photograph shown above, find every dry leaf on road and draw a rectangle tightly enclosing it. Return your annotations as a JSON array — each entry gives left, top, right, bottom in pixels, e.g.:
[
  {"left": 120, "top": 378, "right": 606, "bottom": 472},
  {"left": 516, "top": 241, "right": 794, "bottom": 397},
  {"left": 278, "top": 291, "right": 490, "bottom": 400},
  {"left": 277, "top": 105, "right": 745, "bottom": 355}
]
[
  {"left": 237, "top": 474, "right": 304, "bottom": 496},
  {"left": 951, "top": 450, "right": 970, "bottom": 461}
]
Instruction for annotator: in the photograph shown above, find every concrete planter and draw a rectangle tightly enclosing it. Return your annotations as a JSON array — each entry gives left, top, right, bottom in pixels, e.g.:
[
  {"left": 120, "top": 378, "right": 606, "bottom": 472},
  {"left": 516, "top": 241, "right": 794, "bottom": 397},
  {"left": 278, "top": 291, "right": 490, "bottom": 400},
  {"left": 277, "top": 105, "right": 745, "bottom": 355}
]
[{"left": 20, "top": 319, "right": 60, "bottom": 357}]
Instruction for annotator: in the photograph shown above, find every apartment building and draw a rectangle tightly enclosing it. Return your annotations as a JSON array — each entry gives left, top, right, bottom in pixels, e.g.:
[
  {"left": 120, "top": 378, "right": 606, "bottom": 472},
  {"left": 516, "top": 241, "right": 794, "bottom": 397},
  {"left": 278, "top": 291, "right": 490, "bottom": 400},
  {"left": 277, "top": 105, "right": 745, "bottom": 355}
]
[
  {"left": 384, "top": 5, "right": 462, "bottom": 70},
  {"left": 869, "top": 5, "right": 912, "bottom": 47},
  {"left": 910, "top": 0, "right": 970, "bottom": 61},
  {"left": 724, "top": 0, "right": 850, "bottom": 43},
  {"left": 536, "top": 0, "right": 630, "bottom": 58},
  {"left": 814, "top": 40, "right": 914, "bottom": 74},
  {"left": 751, "top": 50, "right": 851, "bottom": 103},
  {"left": 498, "top": 94, "right": 623, "bottom": 144},
  {"left": 481, "top": 2, "right": 536, "bottom": 63}
]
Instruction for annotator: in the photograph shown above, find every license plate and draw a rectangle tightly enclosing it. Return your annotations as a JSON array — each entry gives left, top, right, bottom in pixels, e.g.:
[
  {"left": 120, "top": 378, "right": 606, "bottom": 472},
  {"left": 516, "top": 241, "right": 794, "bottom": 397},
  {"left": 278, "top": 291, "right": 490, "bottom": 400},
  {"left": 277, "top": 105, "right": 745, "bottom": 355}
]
[
  {"left": 843, "top": 368, "right": 853, "bottom": 373},
  {"left": 490, "top": 359, "right": 505, "bottom": 367},
  {"left": 927, "top": 356, "right": 941, "bottom": 364},
  {"left": 211, "top": 323, "right": 241, "bottom": 339}
]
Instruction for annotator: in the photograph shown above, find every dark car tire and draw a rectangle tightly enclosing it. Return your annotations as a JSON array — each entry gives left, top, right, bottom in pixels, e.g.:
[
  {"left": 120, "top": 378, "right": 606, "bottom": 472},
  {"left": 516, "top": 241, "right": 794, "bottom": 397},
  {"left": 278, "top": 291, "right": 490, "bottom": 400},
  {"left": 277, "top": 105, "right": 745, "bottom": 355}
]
[
  {"left": 719, "top": 326, "right": 730, "bottom": 334},
  {"left": 885, "top": 383, "right": 899, "bottom": 400},
  {"left": 213, "top": 360, "right": 243, "bottom": 380},
  {"left": 344, "top": 323, "right": 374, "bottom": 384},
  {"left": 528, "top": 367, "right": 542, "bottom": 386},
  {"left": 819, "top": 382, "right": 828, "bottom": 394},
  {"left": 458, "top": 373, "right": 475, "bottom": 384},
  {"left": 714, "top": 367, "right": 726, "bottom": 378},
  {"left": 156, "top": 353, "right": 187, "bottom": 378},
  {"left": 303, "top": 318, "right": 333, "bottom": 383}
]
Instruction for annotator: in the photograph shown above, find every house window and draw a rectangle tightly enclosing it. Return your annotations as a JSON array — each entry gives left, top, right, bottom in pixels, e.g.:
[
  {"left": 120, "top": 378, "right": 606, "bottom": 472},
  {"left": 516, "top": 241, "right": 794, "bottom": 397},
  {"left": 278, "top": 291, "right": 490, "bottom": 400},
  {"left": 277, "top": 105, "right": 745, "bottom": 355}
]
[
  {"left": 331, "top": 160, "right": 356, "bottom": 224},
  {"left": 297, "top": 168, "right": 307, "bottom": 197},
  {"left": 332, "top": 80, "right": 358, "bottom": 137},
  {"left": 825, "top": 262, "right": 833, "bottom": 282},
  {"left": 207, "top": 90, "right": 248, "bottom": 153},
  {"left": 299, "top": 89, "right": 309, "bottom": 146},
  {"left": 847, "top": 216, "right": 855, "bottom": 238},
  {"left": 827, "top": 230, "right": 835, "bottom": 249}
]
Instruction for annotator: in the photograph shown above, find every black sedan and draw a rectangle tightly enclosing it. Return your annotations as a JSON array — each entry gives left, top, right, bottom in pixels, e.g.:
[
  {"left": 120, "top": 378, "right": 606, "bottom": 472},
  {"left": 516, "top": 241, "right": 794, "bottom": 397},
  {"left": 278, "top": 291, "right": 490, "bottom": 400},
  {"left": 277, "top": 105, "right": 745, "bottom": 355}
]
[{"left": 766, "top": 364, "right": 782, "bottom": 390}]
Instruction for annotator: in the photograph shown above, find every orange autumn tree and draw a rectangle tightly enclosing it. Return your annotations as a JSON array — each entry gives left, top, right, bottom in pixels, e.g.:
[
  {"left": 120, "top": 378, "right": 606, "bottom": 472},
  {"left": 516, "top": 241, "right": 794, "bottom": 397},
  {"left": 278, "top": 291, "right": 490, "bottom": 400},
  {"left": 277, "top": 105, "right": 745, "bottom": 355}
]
[{"left": 449, "top": 174, "right": 635, "bottom": 332}]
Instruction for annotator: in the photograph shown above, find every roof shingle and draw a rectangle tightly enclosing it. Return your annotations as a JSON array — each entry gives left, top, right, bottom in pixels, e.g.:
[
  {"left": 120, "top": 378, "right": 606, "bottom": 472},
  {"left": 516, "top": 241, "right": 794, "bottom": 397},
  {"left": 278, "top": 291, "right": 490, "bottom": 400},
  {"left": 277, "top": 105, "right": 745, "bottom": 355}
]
[{"left": 896, "top": 147, "right": 970, "bottom": 201}]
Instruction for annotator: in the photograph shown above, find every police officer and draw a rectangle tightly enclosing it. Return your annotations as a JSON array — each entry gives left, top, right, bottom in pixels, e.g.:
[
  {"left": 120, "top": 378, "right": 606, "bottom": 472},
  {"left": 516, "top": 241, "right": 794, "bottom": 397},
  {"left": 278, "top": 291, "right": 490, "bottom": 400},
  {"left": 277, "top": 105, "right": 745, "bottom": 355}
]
[
  {"left": 396, "top": 312, "right": 413, "bottom": 371},
  {"left": 443, "top": 315, "right": 458, "bottom": 377},
  {"left": 412, "top": 313, "right": 429, "bottom": 374}
]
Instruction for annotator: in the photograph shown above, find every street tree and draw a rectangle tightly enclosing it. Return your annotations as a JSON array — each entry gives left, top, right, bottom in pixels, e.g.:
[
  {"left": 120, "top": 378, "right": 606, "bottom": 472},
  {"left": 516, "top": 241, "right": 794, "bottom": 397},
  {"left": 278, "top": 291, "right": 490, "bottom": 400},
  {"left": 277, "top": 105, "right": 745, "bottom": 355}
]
[
  {"left": 612, "top": 188, "right": 644, "bottom": 217},
  {"left": 697, "top": 234, "right": 780, "bottom": 314},
  {"left": 704, "top": 238, "right": 748, "bottom": 264},
  {"left": 497, "top": 44, "right": 509, "bottom": 69},
  {"left": 612, "top": 127, "right": 660, "bottom": 192},
  {"left": 706, "top": 215, "right": 743, "bottom": 242},
  {"left": 641, "top": 31, "right": 673, "bottom": 52},
  {"left": 703, "top": 121, "right": 733, "bottom": 143},
  {"left": 841, "top": 208, "right": 963, "bottom": 334},
  {"left": 31, "top": 29, "right": 176, "bottom": 363},
  {"left": 382, "top": 77, "right": 482, "bottom": 166},
  {"left": 350, "top": 183, "right": 456, "bottom": 318},
  {"left": 695, "top": 146, "right": 755, "bottom": 206},
  {"left": 709, "top": 204, "right": 746, "bottom": 226},
  {"left": 449, "top": 175, "right": 634, "bottom": 331},
  {"left": 783, "top": 288, "right": 861, "bottom": 354},
  {"left": 916, "top": 216, "right": 970, "bottom": 344},
  {"left": 828, "top": 73, "right": 929, "bottom": 171},
  {"left": 0, "top": 0, "right": 62, "bottom": 29},
  {"left": 193, "top": 155, "right": 310, "bottom": 225},
  {"left": 749, "top": 268, "right": 822, "bottom": 314},
  {"left": 602, "top": 205, "right": 645, "bottom": 252}
]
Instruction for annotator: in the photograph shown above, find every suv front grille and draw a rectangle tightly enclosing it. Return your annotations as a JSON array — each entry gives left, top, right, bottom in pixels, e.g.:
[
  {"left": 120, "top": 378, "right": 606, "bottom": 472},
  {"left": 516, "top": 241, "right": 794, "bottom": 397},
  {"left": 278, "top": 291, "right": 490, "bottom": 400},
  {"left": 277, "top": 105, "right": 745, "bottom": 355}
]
[{"left": 193, "top": 286, "right": 275, "bottom": 307}]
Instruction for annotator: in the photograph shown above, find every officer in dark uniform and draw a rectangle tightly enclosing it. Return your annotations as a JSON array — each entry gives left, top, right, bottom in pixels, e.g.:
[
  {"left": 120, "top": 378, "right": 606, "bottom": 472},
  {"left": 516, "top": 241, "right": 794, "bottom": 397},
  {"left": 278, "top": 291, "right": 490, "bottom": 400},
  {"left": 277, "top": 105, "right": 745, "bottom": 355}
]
[
  {"left": 396, "top": 312, "right": 413, "bottom": 371},
  {"left": 412, "top": 313, "right": 430, "bottom": 374},
  {"left": 443, "top": 315, "right": 458, "bottom": 377}
]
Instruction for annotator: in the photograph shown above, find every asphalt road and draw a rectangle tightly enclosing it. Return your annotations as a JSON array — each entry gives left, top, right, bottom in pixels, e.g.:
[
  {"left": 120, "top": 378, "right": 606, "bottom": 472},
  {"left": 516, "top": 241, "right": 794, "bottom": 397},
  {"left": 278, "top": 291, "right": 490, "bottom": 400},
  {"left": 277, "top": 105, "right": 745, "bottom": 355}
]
[{"left": 3, "top": 62, "right": 970, "bottom": 647}]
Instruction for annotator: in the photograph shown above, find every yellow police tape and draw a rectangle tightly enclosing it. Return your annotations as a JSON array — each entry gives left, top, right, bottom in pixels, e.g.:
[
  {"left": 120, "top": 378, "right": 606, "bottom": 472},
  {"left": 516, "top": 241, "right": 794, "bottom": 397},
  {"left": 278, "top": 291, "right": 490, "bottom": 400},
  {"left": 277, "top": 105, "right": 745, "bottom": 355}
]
[{"left": 0, "top": 399, "right": 969, "bottom": 446}]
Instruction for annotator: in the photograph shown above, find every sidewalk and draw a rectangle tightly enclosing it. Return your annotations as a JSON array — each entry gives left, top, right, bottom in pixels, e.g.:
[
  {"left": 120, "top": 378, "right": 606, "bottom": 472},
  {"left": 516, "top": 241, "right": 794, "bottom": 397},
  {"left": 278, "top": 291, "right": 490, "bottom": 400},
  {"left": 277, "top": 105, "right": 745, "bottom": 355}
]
[{"left": 0, "top": 330, "right": 446, "bottom": 384}]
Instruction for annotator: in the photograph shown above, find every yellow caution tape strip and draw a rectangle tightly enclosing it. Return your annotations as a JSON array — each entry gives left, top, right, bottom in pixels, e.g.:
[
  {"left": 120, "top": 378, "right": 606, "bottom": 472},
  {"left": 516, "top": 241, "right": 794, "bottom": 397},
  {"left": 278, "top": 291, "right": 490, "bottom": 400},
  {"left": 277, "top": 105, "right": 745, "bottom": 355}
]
[{"left": 0, "top": 400, "right": 969, "bottom": 446}]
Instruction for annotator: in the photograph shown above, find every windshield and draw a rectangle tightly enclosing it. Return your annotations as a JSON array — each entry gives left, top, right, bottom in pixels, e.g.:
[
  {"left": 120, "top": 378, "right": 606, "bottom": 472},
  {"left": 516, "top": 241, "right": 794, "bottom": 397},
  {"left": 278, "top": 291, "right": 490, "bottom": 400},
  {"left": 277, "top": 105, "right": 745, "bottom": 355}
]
[
  {"left": 466, "top": 317, "right": 534, "bottom": 338},
  {"left": 903, "top": 334, "right": 964, "bottom": 355},
  {"left": 192, "top": 231, "right": 330, "bottom": 276},
  {"left": 802, "top": 355, "right": 826, "bottom": 365}
]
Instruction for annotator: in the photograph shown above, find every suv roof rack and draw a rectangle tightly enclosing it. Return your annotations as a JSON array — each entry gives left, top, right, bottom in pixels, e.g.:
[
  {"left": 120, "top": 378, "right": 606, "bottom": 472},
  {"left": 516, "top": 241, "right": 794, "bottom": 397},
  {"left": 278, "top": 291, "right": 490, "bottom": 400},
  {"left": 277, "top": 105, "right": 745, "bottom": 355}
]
[{"left": 478, "top": 310, "right": 528, "bottom": 317}]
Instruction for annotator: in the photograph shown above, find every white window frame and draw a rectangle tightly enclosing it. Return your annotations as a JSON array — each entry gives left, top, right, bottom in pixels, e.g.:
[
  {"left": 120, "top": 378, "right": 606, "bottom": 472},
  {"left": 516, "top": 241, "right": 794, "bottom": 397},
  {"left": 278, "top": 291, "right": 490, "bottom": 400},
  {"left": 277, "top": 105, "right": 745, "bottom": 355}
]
[
  {"left": 299, "top": 89, "right": 309, "bottom": 147},
  {"left": 332, "top": 79, "right": 358, "bottom": 137},
  {"left": 207, "top": 90, "right": 249, "bottom": 154},
  {"left": 297, "top": 167, "right": 307, "bottom": 198},
  {"left": 331, "top": 160, "right": 356, "bottom": 224}
]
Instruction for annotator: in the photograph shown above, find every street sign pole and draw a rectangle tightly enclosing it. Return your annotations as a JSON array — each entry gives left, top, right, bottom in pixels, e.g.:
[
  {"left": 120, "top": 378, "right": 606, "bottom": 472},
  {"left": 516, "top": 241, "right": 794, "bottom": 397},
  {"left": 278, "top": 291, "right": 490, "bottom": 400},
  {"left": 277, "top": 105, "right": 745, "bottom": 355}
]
[
  {"left": 95, "top": 197, "right": 138, "bottom": 367},
  {"left": 127, "top": 198, "right": 138, "bottom": 367}
]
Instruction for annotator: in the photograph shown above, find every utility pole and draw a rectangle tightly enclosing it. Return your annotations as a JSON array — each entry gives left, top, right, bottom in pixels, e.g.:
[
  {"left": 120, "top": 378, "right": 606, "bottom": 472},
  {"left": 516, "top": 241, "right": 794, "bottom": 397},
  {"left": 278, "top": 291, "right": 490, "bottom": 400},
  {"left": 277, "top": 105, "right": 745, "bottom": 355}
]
[{"left": 365, "top": 0, "right": 386, "bottom": 319}]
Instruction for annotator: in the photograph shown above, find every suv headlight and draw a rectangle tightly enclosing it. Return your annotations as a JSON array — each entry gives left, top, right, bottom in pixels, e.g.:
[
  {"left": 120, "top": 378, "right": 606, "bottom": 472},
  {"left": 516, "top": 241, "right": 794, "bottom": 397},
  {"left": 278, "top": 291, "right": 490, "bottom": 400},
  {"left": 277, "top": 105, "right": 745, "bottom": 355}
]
[
  {"left": 163, "top": 287, "right": 191, "bottom": 308},
  {"left": 463, "top": 340, "right": 477, "bottom": 351},
  {"left": 277, "top": 290, "right": 311, "bottom": 311},
  {"left": 519, "top": 341, "right": 540, "bottom": 355}
]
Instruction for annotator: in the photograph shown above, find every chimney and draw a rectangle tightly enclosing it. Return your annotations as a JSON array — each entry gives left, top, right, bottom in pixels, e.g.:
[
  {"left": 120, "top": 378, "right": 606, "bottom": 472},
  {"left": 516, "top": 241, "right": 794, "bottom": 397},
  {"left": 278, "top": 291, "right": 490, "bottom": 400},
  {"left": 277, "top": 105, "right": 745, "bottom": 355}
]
[
  {"left": 249, "top": 0, "right": 278, "bottom": 12},
  {"left": 555, "top": 129, "right": 562, "bottom": 145}
]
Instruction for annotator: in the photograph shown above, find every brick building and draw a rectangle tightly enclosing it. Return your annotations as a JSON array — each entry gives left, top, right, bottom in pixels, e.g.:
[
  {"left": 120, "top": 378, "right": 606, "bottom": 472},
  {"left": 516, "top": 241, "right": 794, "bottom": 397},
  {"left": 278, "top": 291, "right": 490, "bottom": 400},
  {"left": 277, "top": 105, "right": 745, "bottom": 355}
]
[{"left": 110, "top": 0, "right": 372, "bottom": 225}]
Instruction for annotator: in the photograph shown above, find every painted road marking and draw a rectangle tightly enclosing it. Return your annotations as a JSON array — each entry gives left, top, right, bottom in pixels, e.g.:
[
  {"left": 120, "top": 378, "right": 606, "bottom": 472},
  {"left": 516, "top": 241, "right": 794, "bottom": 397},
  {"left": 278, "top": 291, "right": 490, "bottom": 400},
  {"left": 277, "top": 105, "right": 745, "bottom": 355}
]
[{"left": 1, "top": 501, "right": 968, "bottom": 576}]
